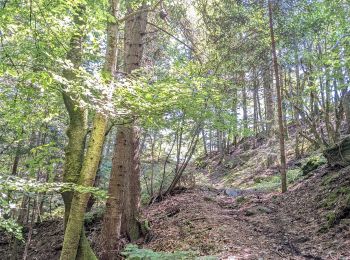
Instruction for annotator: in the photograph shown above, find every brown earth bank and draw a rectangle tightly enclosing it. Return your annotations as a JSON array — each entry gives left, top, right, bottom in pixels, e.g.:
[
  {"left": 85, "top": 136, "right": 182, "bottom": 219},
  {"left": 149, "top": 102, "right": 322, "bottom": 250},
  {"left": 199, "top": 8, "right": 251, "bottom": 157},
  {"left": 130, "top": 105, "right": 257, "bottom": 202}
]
[{"left": 1, "top": 163, "right": 349, "bottom": 260}]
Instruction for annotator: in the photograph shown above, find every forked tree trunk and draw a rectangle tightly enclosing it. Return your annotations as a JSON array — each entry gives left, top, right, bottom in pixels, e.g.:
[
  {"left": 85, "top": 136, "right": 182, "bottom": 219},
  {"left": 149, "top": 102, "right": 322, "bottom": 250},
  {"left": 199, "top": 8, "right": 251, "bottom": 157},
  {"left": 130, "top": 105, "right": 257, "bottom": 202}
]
[
  {"left": 60, "top": 114, "right": 108, "bottom": 260},
  {"left": 60, "top": 3, "right": 95, "bottom": 259},
  {"left": 60, "top": 0, "right": 117, "bottom": 258}
]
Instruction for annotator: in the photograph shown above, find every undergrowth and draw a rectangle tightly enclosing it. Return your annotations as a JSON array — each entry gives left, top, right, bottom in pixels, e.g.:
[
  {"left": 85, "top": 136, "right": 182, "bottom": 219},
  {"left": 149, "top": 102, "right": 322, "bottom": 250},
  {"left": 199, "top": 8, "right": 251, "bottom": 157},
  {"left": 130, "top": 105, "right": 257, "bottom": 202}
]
[
  {"left": 252, "top": 168, "right": 303, "bottom": 191},
  {"left": 122, "top": 244, "right": 217, "bottom": 260}
]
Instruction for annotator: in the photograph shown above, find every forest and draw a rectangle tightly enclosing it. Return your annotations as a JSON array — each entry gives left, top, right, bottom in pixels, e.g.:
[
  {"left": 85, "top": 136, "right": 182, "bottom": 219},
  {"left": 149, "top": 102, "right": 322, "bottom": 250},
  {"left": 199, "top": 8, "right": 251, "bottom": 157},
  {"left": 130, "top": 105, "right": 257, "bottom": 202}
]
[{"left": 0, "top": 0, "right": 349, "bottom": 259}]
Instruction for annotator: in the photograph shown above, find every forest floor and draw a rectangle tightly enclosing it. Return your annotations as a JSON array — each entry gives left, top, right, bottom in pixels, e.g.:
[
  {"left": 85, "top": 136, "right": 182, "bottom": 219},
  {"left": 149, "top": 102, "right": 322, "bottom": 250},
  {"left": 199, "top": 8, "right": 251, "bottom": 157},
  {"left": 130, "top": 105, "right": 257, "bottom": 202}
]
[
  {"left": 139, "top": 131, "right": 350, "bottom": 259},
  {"left": 143, "top": 165, "right": 350, "bottom": 259},
  {"left": 1, "top": 131, "right": 350, "bottom": 259}
]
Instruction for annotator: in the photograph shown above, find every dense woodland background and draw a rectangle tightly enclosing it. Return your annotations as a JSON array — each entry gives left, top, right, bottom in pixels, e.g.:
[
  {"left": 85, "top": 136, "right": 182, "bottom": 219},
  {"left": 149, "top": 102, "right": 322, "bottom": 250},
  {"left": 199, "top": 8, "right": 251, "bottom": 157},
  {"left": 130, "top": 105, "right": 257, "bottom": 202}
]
[{"left": 0, "top": 0, "right": 350, "bottom": 259}]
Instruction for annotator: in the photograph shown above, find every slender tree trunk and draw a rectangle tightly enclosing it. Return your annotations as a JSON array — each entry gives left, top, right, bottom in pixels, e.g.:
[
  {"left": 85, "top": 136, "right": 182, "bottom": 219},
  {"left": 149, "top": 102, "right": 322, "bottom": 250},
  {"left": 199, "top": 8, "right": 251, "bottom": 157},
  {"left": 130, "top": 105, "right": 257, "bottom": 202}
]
[
  {"left": 253, "top": 70, "right": 259, "bottom": 135},
  {"left": 99, "top": 0, "right": 123, "bottom": 258},
  {"left": 268, "top": 0, "right": 287, "bottom": 193},
  {"left": 202, "top": 129, "right": 208, "bottom": 155},
  {"left": 263, "top": 64, "right": 274, "bottom": 136},
  {"left": 242, "top": 82, "right": 248, "bottom": 135},
  {"left": 294, "top": 48, "right": 302, "bottom": 159}
]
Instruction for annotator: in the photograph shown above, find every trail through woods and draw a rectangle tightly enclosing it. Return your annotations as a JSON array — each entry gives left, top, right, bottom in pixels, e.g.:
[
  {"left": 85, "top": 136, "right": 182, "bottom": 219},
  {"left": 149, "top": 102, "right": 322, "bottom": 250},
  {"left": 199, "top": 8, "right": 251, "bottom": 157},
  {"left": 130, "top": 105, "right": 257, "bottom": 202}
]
[
  {"left": 144, "top": 166, "right": 350, "bottom": 259},
  {"left": 0, "top": 166, "right": 349, "bottom": 259},
  {"left": 1, "top": 159, "right": 349, "bottom": 259}
]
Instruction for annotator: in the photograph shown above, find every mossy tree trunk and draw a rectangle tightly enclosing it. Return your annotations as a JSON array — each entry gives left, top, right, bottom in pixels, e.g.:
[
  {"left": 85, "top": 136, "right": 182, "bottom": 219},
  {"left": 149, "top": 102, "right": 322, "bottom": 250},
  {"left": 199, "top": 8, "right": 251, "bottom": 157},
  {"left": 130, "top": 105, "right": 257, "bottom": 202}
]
[
  {"left": 60, "top": 0, "right": 117, "bottom": 258},
  {"left": 324, "top": 136, "right": 350, "bottom": 167},
  {"left": 60, "top": 114, "right": 108, "bottom": 260},
  {"left": 60, "top": 3, "right": 96, "bottom": 259}
]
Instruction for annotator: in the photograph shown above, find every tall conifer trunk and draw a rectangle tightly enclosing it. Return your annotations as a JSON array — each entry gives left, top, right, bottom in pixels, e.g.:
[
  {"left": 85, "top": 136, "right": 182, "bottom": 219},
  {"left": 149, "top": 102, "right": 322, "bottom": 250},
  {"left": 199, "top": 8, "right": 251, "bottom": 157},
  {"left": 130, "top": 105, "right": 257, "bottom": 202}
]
[
  {"left": 120, "top": 3, "right": 148, "bottom": 241},
  {"left": 268, "top": 0, "right": 287, "bottom": 193}
]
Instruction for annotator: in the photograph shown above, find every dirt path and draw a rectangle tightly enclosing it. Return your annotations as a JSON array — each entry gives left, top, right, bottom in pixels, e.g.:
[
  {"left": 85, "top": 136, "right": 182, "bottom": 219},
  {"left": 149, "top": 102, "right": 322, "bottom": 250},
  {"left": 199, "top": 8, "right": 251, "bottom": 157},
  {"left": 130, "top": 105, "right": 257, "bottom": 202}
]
[
  {"left": 1, "top": 166, "right": 348, "bottom": 259},
  {"left": 143, "top": 168, "right": 350, "bottom": 260}
]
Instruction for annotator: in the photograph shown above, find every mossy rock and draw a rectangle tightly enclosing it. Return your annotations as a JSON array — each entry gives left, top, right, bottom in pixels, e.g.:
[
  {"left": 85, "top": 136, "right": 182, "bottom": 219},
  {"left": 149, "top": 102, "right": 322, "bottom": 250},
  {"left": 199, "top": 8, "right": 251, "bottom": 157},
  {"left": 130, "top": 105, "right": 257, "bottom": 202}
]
[
  {"left": 140, "top": 219, "right": 151, "bottom": 235},
  {"left": 301, "top": 155, "right": 326, "bottom": 175},
  {"left": 253, "top": 177, "right": 264, "bottom": 184},
  {"left": 224, "top": 158, "right": 242, "bottom": 169},
  {"left": 321, "top": 187, "right": 350, "bottom": 230},
  {"left": 322, "top": 192, "right": 338, "bottom": 209}
]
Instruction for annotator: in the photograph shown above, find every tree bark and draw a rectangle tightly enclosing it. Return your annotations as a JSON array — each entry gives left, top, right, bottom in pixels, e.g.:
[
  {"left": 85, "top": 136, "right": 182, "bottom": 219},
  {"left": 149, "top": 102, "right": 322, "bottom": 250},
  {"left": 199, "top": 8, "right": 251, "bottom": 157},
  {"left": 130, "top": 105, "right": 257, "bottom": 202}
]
[
  {"left": 60, "top": 114, "right": 107, "bottom": 260},
  {"left": 59, "top": 3, "right": 95, "bottom": 259},
  {"left": 100, "top": 126, "right": 130, "bottom": 260},
  {"left": 105, "top": 2, "right": 148, "bottom": 242},
  {"left": 268, "top": 0, "right": 287, "bottom": 193},
  {"left": 263, "top": 63, "right": 274, "bottom": 136}
]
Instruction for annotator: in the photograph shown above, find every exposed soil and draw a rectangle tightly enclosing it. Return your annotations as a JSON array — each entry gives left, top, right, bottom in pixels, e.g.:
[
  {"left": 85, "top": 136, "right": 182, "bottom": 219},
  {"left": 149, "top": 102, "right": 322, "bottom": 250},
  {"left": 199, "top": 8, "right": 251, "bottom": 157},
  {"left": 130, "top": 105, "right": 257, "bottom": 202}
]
[{"left": 143, "top": 166, "right": 350, "bottom": 259}]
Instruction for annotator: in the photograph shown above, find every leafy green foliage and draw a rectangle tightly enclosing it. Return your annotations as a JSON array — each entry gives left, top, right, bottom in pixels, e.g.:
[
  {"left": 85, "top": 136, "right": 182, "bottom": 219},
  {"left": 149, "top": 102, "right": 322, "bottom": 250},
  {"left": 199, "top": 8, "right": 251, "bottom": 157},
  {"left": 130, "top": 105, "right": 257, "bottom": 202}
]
[
  {"left": 0, "top": 193, "right": 23, "bottom": 241},
  {"left": 0, "top": 175, "right": 108, "bottom": 199}
]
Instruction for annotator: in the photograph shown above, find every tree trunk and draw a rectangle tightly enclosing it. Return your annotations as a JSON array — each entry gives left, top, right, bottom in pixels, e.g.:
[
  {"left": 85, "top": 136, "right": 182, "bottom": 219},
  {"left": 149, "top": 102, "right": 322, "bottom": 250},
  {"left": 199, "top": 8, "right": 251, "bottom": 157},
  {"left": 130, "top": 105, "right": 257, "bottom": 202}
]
[
  {"left": 242, "top": 83, "right": 248, "bottom": 135},
  {"left": 104, "top": 2, "right": 148, "bottom": 242},
  {"left": 253, "top": 70, "right": 259, "bottom": 135},
  {"left": 343, "top": 92, "right": 350, "bottom": 134},
  {"left": 59, "top": 3, "right": 95, "bottom": 259},
  {"left": 268, "top": 0, "right": 287, "bottom": 193},
  {"left": 60, "top": 114, "right": 107, "bottom": 260},
  {"left": 100, "top": 126, "right": 130, "bottom": 260},
  {"left": 263, "top": 64, "right": 274, "bottom": 136},
  {"left": 60, "top": 0, "right": 117, "bottom": 258}
]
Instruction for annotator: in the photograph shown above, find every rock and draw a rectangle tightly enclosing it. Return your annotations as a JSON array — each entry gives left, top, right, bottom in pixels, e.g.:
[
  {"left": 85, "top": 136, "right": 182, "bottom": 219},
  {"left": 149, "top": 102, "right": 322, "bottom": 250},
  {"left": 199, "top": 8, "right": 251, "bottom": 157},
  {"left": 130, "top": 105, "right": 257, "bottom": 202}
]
[
  {"left": 166, "top": 206, "right": 180, "bottom": 217},
  {"left": 224, "top": 188, "right": 242, "bottom": 197},
  {"left": 224, "top": 158, "right": 243, "bottom": 169},
  {"left": 266, "top": 153, "right": 278, "bottom": 168},
  {"left": 244, "top": 206, "right": 272, "bottom": 216},
  {"left": 245, "top": 209, "right": 255, "bottom": 216}
]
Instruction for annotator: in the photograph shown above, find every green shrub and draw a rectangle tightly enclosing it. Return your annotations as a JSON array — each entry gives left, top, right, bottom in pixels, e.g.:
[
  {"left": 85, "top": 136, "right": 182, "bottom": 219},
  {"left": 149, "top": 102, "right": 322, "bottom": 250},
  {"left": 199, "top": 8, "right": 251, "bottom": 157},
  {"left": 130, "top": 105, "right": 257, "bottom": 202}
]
[{"left": 121, "top": 244, "right": 217, "bottom": 260}]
